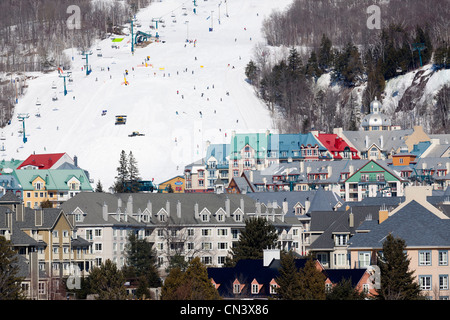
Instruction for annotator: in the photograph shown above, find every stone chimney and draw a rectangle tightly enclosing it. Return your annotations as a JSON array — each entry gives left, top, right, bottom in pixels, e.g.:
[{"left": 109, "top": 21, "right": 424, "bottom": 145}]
[
  {"left": 305, "top": 197, "right": 311, "bottom": 214},
  {"left": 166, "top": 200, "right": 170, "bottom": 216},
  {"left": 349, "top": 210, "right": 354, "bottom": 228},
  {"left": 127, "top": 195, "right": 133, "bottom": 215},
  {"left": 177, "top": 200, "right": 181, "bottom": 218},
  {"left": 225, "top": 197, "right": 230, "bottom": 216},
  {"left": 282, "top": 198, "right": 288, "bottom": 214},
  {"left": 194, "top": 202, "right": 199, "bottom": 219},
  {"left": 35, "top": 209, "right": 43, "bottom": 227},
  {"left": 102, "top": 202, "right": 108, "bottom": 221},
  {"left": 240, "top": 197, "right": 245, "bottom": 212},
  {"left": 146, "top": 200, "right": 152, "bottom": 214}
]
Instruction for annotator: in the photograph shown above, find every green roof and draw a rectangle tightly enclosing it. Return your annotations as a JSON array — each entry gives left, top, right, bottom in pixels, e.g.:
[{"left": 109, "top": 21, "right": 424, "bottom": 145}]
[{"left": 13, "top": 169, "right": 93, "bottom": 191}]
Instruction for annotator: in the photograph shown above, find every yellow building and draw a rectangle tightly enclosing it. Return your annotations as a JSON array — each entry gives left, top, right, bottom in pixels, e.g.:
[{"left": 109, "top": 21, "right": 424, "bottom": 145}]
[{"left": 158, "top": 175, "right": 185, "bottom": 193}]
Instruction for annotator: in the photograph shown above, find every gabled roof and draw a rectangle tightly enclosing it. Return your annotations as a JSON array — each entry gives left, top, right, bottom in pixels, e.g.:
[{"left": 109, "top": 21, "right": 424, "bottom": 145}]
[
  {"left": 348, "top": 200, "right": 450, "bottom": 249},
  {"left": 17, "top": 153, "right": 67, "bottom": 170},
  {"left": 13, "top": 169, "right": 93, "bottom": 191},
  {"left": 316, "top": 134, "right": 359, "bottom": 159}
]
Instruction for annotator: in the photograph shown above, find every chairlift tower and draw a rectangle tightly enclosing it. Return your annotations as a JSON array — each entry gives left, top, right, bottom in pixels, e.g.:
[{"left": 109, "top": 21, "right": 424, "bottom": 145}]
[
  {"left": 17, "top": 113, "right": 29, "bottom": 143},
  {"left": 412, "top": 43, "right": 426, "bottom": 67},
  {"left": 81, "top": 51, "right": 93, "bottom": 76},
  {"left": 127, "top": 18, "right": 135, "bottom": 55}
]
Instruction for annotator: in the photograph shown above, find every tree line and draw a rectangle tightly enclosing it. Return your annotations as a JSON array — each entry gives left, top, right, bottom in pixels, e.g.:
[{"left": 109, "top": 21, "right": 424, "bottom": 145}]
[{"left": 248, "top": 18, "right": 449, "bottom": 133}]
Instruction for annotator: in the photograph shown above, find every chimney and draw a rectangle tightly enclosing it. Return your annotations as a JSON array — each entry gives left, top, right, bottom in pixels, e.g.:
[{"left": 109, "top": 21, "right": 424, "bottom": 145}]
[
  {"left": 118, "top": 197, "right": 122, "bottom": 208},
  {"left": 446, "top": 162, "right": 450, "bottom": 175},
  {"left": 249, "top": 170, "right": 253, "bottom": 183},
  {"left": 380, "top": 135, "right": 384, "bottom": 149},
  {"left": 35, "top": 209, "right": 43, "bottom": 227},
  {"left": 256, "top": 199, "right": 261, "bottom": 215},
  {"left": 327, "top": 165, "right": 332, "bottom": 177},
  {"left": 263, "top": 248, "right": 280, "bottom": 267},
  {"left": 365, "top": 135, "right": 368, "bottom": 149},
  {"left": 127, "top": 195, "right": 133, "bottom": 215},
  {"left": 225, "top": 197, "right": 230, "bottom": 216},
  {"left": 282, "top": 198, "right": 288, "bottom": 214},
  {"left": 16, "top": 203, "right": 24, "bottom": 222},
  {"left": 177, "top": 200, "right": 181, "bottom": 218},
  {"left": 349, "top": 210, "right": 354, "bottom": 228},
  {"left": 379, "top": 204, "right": 389, "bottom": 224},
  {"left": 422, "top": 162, "right": 427, "bottom": 170},
  {"left": 300, "top": 161, "right": 304, "bottom": 173},
  {"left": 74, "top": 155, "right": 78, "bottom": 167},
  {"left": 349, "top": 165, "right": 354, "bottom": 175},
  {"left": 102, "top": 202, "right": 108, "bottom": 221},
  {"left": 147, "top": 200, "right": 152, "bottom": 214},
  {"left": 166, "top": 200, "right": 170, "bottom": 216},
  {"left": 240, "top": 197, "right": 245, "bottom": 212},
  {"left": 194, "top": 202, "right": 199, "bottom": 219},
  {"left": 305, "top": 197, "right": 311, "bottom": 214}
]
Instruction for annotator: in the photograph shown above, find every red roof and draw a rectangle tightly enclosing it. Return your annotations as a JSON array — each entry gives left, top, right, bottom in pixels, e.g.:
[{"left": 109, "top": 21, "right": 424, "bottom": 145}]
[
  {"left": 17, "top": 153, "right": 66, "bottom": 170},
  {"left": 316, "top": 134, "right": 360, "bottom": 159}
]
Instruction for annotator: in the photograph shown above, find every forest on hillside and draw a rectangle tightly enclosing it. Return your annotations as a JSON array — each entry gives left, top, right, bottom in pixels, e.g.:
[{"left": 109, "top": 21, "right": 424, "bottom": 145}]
[
  {"left": 247, "top": 0, "right": 450, "bottom": 134},
  {"left": 0, "top": 0, "right": 152, "bottom": 127}
]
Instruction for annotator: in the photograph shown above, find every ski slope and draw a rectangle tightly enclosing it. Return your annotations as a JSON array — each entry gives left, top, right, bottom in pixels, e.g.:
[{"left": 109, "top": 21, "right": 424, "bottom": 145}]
[{"left": 2, "top": 0, "right": 291, "bottom": 190}]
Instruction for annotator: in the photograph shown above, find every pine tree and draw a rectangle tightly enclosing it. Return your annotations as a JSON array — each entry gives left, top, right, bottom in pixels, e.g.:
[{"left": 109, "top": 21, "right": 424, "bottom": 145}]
[
  {"left": 184, "top": 257, "right": 220, "bottom": 300},
  {"left": 326, "top": 277, "right": 367, "bottom": 300},
  {"left": 95, "top": 180, "right": 103, "bottom": 192},
  {"left": 318, "top": 34, "right": 333, "bottom": 72},
  {"left": 275, "top": 251, "right": 302, "bottom": 299},
  {"left": 229, "top": 217, "right": 278, "bottom": 265},
  {"left": 160, "top": 258, "right": 220, "bottom": 300},
  {"left": 127, "top": 151, "right": 140, "bottom": 193},
  {"left": 113, "top": 150, "right": 129, "bottom": 193},
  {"left": 376, "top": 233, "right": 422, "bottom": 300},
  {"left": 287, "top": 47, "right": 303, "bottom": 79},
  {"left": 124, "top": 232, "right": 161, "bottom": 288},
  {"left": 0, "top": 236, "right": 24, "bottom": 299},
  {"left": 245, "top": 60, "right": 259, "bottom": 84},
  {"left": 298, "top": 254, "right": 326, "bottom": 300},
  {"left": 87, "top": 259, "right": 127, "bottom": 300},
  {"left": 305, "top": 51, "right": 322, "bottom": 80}
]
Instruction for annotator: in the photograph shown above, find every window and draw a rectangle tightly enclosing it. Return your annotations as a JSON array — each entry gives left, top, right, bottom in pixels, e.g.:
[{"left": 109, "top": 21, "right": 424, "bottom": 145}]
[
  {"left": 201, "top": 256, "right": 212, "bottom": 265},
  {"left": 439, "top": 251, "right": 448, "bottom": 266},
  {"left": 35, "top": 182, "right": 43, "bottom": 190},
  {"left": 335, "top": 234, "right": 347, "bottom": 246},
  {"left": 233, "top": 283, "right": 241, "bottom": 294},
  {"left": 217, "top": 228, "right": 228, "bottom": 236},
  {"left": 95, "top": 229, "right": 102, "bottom": 237},
  {"left": 217, "top": 256, "right": 226, "bottom": 265},
  {"left": 419, "top": 275, "right": 432, "bottom": 291},
  {"left": 217, "top": 242, "right": 228, "bottom": 250},
  {"left": 201, "top": 213, "right": 209, "bottom": 222},
  {"left": 439, "top": 275, "right": 449, "bottom": 290},
  {"left": 358, "top": 252, "right": 371, "bottom": 268},
  {"left": 252, "top": 283, "right": 259, "bottom": 294},
  {"left": 187, "top": 229, "right": 194, "bottom": 237},
  {"left": 202, "top": 242, "right": 213, "bottom": 250},
  {"left": 419, "top": 251, "right": 432, "bottom": 266},
  {"left": 201, "top": 229, "right": 212, "bottom": 237},
  {"left": 38, "top": 282, "right": 46, "bottom": 295},
  {"left": 334, "top": 253, "right": 348, "bottom": 267}
]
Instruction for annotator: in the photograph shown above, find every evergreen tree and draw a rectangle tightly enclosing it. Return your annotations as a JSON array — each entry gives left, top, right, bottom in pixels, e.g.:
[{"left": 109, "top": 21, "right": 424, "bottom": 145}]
[
  {"left": 298, "top": 254, "right": 326, "bottom": 300},
  {"left": 413, "top": 25, "right": 433, "bottom": 67},
  {"left": 0, "top": 236, "right": 24, "bottom": 299},
  {"left": 127, "top": 151, "right": 141, "bottom": 193},
  {"left": 87, "top": 259, "right": 127, "bottom": 300},
  {"left": 275, "top": 251, "right": 302, "bottom": 300},
  {"left": 95, "top": 180, "right": 104, "bottom": 192},
  {"left": 135, "top": 276, "right": 151, "bottom": 299},
  {"left": 334, "top": 42, "right": 364, "bottom": 87},
  {"left": 376, "top": 233, "right": 422, "bottom": 300},
  {"left": 245, "top": 60, "right": 259, "bottom": 84},
  {"left": 318, "top": 34, "right": 333, "bottom": 72},
  {"left": 287, "top": 47, "right": 303, "bottom": 79},
  {"left": 160, "top": 258, "right": 220, "bottom": 300},
  {"left": 184, "top": 257, "right": 220, "bottom": 300},
  {"left": 124, "top": 232, "right": 161, "bottom": 288},
  {"left": 160, "top": 267, "right": 186, "bottom": 300},
  {"left": 229, "top": 217, "right": 278, "bottom": 265},
  {"left": 113, "top": 150, "right": 129, "bottom": 193},
  {"left": 326, "top": 277, "right": 367, "bottom": 300},
  {"left": 305, "top": 51, "right": 322, "bottom": 80}
]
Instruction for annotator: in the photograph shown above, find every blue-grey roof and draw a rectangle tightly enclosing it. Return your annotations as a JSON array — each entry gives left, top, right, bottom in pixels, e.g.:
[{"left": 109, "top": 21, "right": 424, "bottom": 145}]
[{"left": 348, "top": 200, "right": 450, "bottom": 249}]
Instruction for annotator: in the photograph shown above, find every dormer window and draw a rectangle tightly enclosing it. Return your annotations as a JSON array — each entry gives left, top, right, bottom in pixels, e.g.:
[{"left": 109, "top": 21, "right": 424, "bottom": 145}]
[
  {"left": 35, "top": 182, "right": 43, "bottom": 190},
  {"left": 334, "top": 234, "right": 348, "bottom": 246}
]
